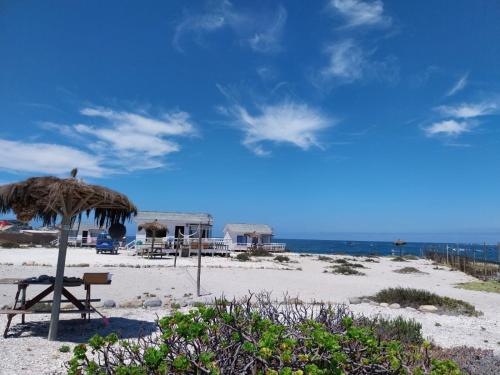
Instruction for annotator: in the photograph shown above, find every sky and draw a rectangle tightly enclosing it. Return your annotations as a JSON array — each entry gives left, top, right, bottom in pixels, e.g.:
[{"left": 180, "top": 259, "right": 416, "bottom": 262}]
[{"left": 1, "top": 0, "right": 500, "bottom": 243}]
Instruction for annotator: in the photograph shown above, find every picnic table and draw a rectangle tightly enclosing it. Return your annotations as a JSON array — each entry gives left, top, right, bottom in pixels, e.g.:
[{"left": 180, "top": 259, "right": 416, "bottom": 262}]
[{"left": 0, "top": 273, "right": 111, "bottom": 337}]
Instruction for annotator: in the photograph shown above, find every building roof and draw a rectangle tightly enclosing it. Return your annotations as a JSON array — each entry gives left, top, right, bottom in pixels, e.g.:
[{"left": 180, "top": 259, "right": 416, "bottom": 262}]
[
  {"left": 135, "top": 211, "right": 213, "bottom": 225},
  {"left": 223, "top": 223, "right": 273, "bottom": 235}
]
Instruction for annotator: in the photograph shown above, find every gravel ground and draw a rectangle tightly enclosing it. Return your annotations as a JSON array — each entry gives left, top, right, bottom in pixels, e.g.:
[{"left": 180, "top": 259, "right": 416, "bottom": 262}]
[{"left": 1, "top": 247, "right": 499, "bottom": 374}]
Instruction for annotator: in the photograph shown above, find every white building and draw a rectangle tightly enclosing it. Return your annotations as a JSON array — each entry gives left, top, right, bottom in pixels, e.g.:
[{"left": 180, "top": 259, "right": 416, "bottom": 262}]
[
  {"left": 223, "top": 223, "right": 286, "bottom": 252},
  {"left": 134, "top": 211, "right": 213, "bottom": 245}
]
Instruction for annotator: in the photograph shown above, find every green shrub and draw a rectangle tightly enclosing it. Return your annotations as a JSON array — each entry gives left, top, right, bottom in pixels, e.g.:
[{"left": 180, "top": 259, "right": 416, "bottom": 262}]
[
  {"left": 372, "top": 287, "right": 478, "bottom": 316},
  {"left": 274, "top": 255, "right": 290, "bottom": 263},
  {"left": 358, "top": 315, "right": 423, "bottom": 345},
  {"left": 235, "top": 253, "right": 251, "bottom": 262},
  {"left": 66, "top": 294, "right": 461, "bottom": 374},
  {"left": 391, "top": 256, "right": 408, "bottom": 262},
  {"left": 59, "top": 345, "right": 71, "bottom": 353}
]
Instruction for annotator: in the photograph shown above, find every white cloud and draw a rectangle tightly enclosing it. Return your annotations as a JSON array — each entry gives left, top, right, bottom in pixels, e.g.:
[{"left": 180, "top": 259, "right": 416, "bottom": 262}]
[
  {"left": 37, "top": 106, "right": 196, "bottom": 175},
  {"left": 435, "top": 101, "right": 497, "bottom": 118},
  {"left": 424, "top": 120, "right": 473, "bottom": 137},
  {"left": 248, "top": 6, "right": 287, "bottom": 53},
  {"left": 222, "top": 101, "right": 332, "bottom": 155},
  {"left": 73, "top": 107, "right": 195, "bottom": 170},
  {"left": 321, "top": 39, "right": 365, "bottom": 82},
  {"left": 173, "top": 1, "right": 286, "bottom": 53},
  {"left": 329, "top": 0, "right": 391, "bottom": 28},
  {"left": 446, "top": 73, "right": 468, "bottom": 97},
  {"left": 0, "top": 139, "right": 106, "bottom": 177}
]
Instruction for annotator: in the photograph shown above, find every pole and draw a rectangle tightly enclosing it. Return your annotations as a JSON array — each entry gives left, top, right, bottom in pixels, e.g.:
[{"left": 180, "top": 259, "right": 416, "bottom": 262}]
[
  {"left": 174, "top": 236, "right": 178, "bottom": 267},
  {"left": 196, "top": 223, "right": 202, "bottom": 296},
  {"left": 48, "top": 215, "right": 71, "bottom": 341}
]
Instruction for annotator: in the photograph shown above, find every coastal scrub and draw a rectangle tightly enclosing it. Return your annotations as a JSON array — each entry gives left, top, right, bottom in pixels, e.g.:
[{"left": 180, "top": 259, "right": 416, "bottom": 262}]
[{"left": 67, "top": 293, "right": 462, "bottom": 374}]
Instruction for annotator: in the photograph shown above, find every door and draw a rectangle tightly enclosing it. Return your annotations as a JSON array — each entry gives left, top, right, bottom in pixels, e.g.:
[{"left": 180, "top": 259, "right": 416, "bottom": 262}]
[
  {"left": 82, "top": 230, "right": 88, "bottom": 244},
  {"left": 175, "top": 226, "right": 184, "bottom": 239}
]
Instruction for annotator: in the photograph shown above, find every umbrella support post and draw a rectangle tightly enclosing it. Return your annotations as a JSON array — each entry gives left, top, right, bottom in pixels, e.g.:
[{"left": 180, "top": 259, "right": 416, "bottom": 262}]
[
  {"left": 48, "top": 216, "right": 71, "bottom": 341},
  {"left": 196, "top": 223, "right": 202, "bottom": 296}
]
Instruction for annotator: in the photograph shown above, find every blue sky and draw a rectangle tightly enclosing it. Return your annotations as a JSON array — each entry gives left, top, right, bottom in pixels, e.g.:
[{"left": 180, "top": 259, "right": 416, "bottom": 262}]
[{"left": 1, "top": 0, "right": 500, "bottom": 242}]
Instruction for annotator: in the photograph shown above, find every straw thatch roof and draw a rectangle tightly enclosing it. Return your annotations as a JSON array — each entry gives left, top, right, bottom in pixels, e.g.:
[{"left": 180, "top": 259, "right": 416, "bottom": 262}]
[
  {"left": 0, "top": 170, "right": 137, "bottom": 226},
  {"left": 224, "top": 224, "right": 273, "bottom": 235},
  {"left": 138, "top": 220, "right": 167, "bottom": 233}
]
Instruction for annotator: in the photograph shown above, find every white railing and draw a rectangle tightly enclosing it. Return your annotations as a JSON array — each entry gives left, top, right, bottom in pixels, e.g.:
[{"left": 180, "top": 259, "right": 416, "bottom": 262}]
[
  {"left": 234, "top": 242, "right": 287, "bottom": 252},
  {"left": 125, "top": 239, "right": 137, "bottom": 250}
]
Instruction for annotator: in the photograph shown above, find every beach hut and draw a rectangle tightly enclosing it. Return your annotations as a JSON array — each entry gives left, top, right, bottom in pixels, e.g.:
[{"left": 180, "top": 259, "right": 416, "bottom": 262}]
[
  {"left": 223, "top": 223, "right": 286, "bottom": 252},
  {"left": 134, "top": 211, "right": 213, "bottom": 246}
]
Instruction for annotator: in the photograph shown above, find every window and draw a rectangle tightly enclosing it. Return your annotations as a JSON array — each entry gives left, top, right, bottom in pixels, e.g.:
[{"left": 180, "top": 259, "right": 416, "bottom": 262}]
[{"left": 237, "top": 235, "right": 247, "bottom": 244}]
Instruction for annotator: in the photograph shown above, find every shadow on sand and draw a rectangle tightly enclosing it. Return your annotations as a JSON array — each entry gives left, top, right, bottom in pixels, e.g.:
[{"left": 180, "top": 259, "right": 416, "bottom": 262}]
[{"left": 6, "top": 316, "right": 158, "bottom": 342}]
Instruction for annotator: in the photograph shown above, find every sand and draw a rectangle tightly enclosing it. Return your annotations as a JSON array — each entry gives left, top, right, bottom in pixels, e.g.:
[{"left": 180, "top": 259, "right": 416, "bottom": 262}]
[{"left": 0, "top": 247, "right": 499, "bottom": 374}]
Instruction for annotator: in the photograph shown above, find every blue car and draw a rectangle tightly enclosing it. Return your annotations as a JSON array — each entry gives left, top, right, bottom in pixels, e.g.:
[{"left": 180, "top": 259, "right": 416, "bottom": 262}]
[{"left": 95, "top": 232, "right": 118, "bottom": 254}]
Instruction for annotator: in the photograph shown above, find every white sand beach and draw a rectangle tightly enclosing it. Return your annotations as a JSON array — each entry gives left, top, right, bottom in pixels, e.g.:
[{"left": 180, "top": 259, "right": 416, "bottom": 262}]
[{"left": 1, "top": 247, "right": 499, "bottom": 374}]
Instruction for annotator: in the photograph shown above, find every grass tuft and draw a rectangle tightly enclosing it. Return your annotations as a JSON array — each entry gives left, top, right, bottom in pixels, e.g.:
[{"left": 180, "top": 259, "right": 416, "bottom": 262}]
[
  {"left": 394, "top": 267, "right": 424, "bottom": 274},
  {"left": 456, "top": 280, "right": 500, "bottom": 294},
  {"left": 235, "top": 253, "right": 251, "bottom": 262},
  {"left": 274, "top": 255, "right": 290, "bottom": 263},
  {"left": 329, "top": 265, "right": 365, "bottom": 275}
]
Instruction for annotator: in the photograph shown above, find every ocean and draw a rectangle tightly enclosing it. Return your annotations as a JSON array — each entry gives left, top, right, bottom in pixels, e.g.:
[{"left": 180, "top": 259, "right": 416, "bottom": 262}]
[
  {"left": 276, "top": 238, "right": 500, "bottom": 262},
  {"left": 125, "top": 236, "right": 500, "bottom": 263}
]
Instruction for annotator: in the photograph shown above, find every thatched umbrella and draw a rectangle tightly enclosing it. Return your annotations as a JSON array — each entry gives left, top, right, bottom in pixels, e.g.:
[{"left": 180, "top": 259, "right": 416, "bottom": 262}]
[
  {"left": 0, "top": 169, "right": 137, "bottom": 340},
  {"left": 244, "top": 231, "right": 259, "bottom": 249},
  {"left": 394, "top": 239, "right": 407, "bottom": 257},
  {"left": 138, "top": 220, "right": 167, "bottom": 255}
]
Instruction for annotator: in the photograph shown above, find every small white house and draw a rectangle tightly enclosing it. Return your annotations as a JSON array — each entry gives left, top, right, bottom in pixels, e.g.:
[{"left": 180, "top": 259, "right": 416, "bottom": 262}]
[
  {"left": 223, "top": 223, "right": 286, "bottom": 252},
  {"left": 135, "top": 211, "right": 213, "bottom": 245}
]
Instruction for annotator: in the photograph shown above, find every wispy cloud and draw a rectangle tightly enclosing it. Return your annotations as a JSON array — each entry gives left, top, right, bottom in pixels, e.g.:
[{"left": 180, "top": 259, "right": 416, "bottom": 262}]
[
  {"left": 248, "top": 6, "right": 287, "bottom": 53},
  {"left": 424, "top": 98, "right": 498, "bottom": 139},
  {"left": 435, "top": 101, "right": 497, "bottom": 118},
  {"left": 319, "top": 39, "right": 398, "bottom": 85},
  {"left": 424, "top": 120, "right": 474, "bottom": 137},
  {"left": 221, "top": 101, "right": 332, "bottom": 156},
  {"left": 321, "top": 39, "right": 365, "bottom": 82},
  {"left": 446, "top": 73, "right": 468, "bottom": 97},
  {"left": 328, "top": 0, "right": 391, "bottom": 28},
  {"left": 0, "top": 139, "right": 106, "bottom": 177},
  {"left": 173, "top": 1, "right": 286, "bottom": 53}
]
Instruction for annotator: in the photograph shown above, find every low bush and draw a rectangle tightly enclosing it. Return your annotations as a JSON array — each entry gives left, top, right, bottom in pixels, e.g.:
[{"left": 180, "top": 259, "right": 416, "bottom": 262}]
[
  {"left": 431, "top": 346, "right": 500, "bottom": 375},
  {"left": 249, "top": 248, "right": 272, "bottom": 257},
  {"left": 329, "top": 265, "right": 365, "bottom": 275},
  {"left": 333, "top": 258, "right": 349, "bottom": 264},
  {"left": 403, "top": 255, "right": 420, "bottom": 260},
  {"left": 317, "top": 255, "right": 331, "bottom": 262},
  {"left": 0, "top": 242, "right": 20, "bottom": 248},
  {"left": 456, "top": 280, "right": 500, "bottom": 294},
  {"left": 235, "top": 253, "right": 251, "bottom": 262},
  {"left": 394, "top": 267, "right": 424, "bottom": 274},
  {"left": 372, "top": 287, "right": 478, "bottom": 316},
  {"left": 274, "top": 255, "right": 290, "bottom": 263},
  {"left": 59, "top": 345, "right": 71, "bottom": 353},
  {"left": 67, "top": 293, "right": 461, "bottom": 374},
  {"left": 357, "top": 315, "right": 424, "bottom": 345},
  {"left": 391, "top": 256, "right": 408, "bottom": 262}
]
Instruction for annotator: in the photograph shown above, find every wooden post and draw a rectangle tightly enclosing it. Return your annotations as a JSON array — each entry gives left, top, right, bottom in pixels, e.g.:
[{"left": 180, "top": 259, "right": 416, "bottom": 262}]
[
  {"left": 48, "top": 215, "right": 71, "bottom": 341},
  {"left": 196, "top": 223, "right": 202, "bottom": 296},
  {"left": 174, "top": 237, "right": 178, "bottom": 267}
]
